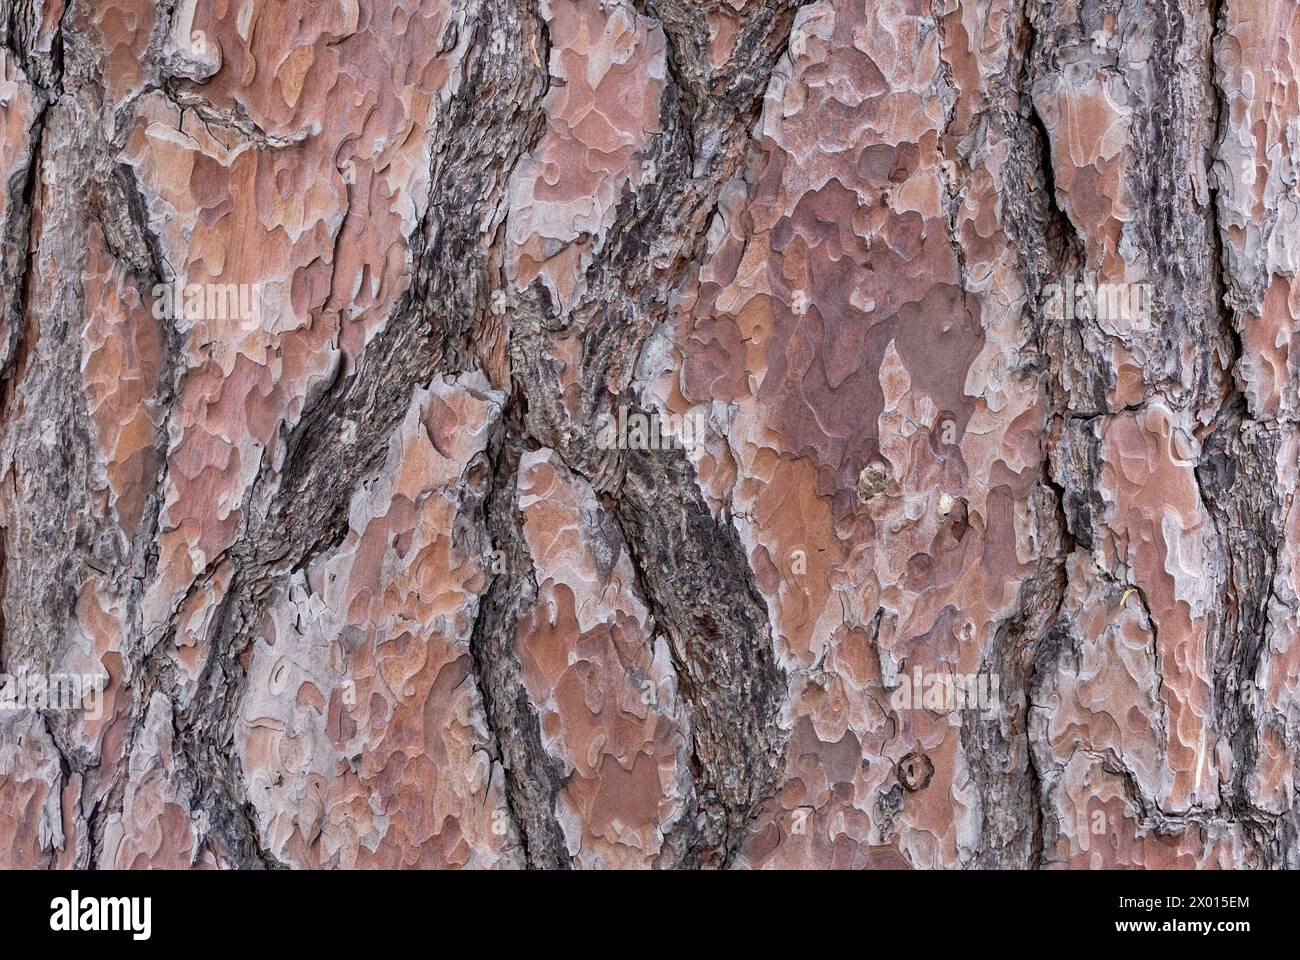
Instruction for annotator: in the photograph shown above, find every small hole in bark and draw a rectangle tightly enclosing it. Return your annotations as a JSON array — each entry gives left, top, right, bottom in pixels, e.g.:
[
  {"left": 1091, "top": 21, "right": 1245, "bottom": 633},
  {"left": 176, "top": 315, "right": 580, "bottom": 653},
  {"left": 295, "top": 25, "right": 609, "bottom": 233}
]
[{"left": 897, "top": 751, "right": 934, "bottom": 792}]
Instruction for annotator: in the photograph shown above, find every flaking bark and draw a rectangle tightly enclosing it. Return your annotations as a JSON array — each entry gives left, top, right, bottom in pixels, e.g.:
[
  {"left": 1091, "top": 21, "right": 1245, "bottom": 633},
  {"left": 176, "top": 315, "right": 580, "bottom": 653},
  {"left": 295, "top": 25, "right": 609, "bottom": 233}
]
[{"left": 1, "top": 0, "right": 1298, "bottom": 869}]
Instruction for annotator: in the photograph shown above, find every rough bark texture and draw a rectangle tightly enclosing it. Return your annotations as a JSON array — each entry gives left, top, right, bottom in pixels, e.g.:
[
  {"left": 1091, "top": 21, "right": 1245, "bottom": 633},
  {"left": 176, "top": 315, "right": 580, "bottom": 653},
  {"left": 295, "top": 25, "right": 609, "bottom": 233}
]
[{"left": 0, "top": 0, "right": 1298, "bottom": 869}]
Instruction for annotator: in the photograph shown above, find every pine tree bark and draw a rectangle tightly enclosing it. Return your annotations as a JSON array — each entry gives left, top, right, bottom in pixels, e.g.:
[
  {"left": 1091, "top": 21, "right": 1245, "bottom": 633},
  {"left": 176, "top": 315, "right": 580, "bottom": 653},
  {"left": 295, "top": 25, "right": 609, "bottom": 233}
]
[{"left": 0, "top": 0, "right": 1297, "bottom": 868}]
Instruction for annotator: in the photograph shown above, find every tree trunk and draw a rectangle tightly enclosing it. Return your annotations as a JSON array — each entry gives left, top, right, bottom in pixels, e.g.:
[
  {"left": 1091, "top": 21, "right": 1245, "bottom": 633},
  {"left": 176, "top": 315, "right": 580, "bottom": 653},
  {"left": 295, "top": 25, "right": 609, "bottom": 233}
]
[{"left": 0, "top": 0, "right": 1296, "bottom": 869}]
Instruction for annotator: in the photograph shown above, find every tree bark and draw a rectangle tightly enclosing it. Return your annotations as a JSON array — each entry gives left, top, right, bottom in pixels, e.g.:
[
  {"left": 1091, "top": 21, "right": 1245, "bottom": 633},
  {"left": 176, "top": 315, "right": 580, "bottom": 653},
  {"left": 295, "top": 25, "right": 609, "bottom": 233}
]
[{"left": 0, "top": 0, "right": 1296, "bottom": 869}]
